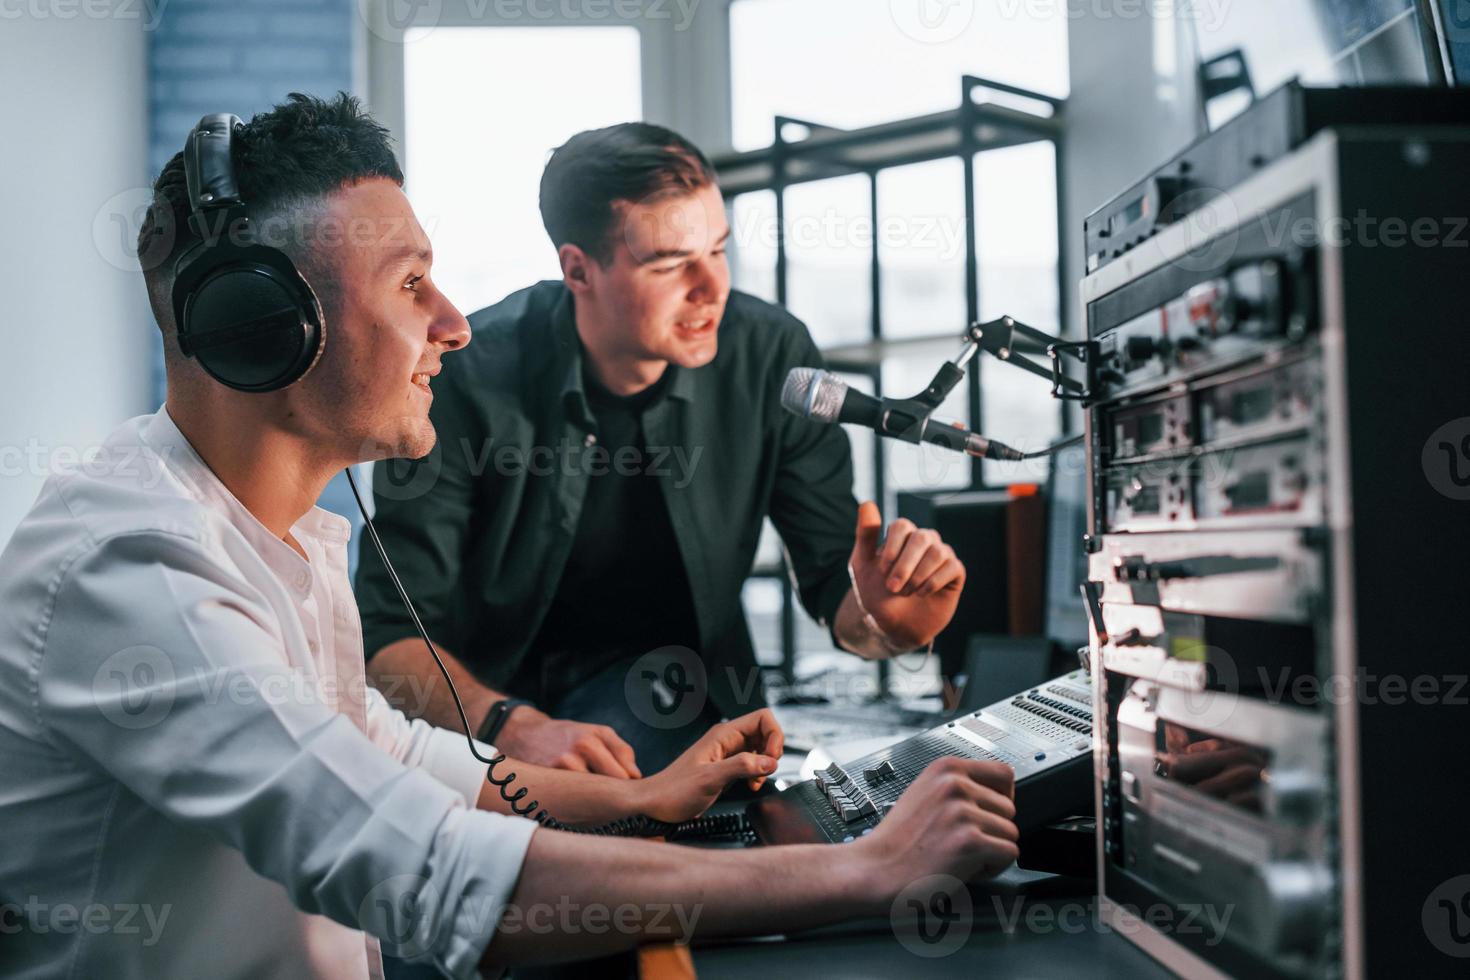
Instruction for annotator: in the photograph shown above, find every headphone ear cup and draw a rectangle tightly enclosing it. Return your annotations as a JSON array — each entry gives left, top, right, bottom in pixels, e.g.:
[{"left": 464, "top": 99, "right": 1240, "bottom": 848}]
[{"left": 178, "top": 250, "right": 324, "bottom": 392}]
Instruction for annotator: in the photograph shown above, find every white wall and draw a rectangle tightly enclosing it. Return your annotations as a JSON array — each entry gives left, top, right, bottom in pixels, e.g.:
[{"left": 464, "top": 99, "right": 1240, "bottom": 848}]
[
  {"left": 0, "top": 12, "right": 155, "bottom": 548},
  {"left": 1062, "top": 0, "right": 1202, "bottom": 339}
]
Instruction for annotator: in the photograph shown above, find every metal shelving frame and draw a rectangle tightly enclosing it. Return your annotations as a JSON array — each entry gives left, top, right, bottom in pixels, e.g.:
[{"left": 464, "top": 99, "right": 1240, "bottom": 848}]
[{"left": 715, "top": 75, "right": 1070, "bottom": 692}]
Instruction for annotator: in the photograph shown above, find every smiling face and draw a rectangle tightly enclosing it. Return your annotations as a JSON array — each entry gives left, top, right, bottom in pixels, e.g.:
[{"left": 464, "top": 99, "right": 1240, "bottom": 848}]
[
  {"left": 290, "top": 178, "right": 470, "bottom": 463},
  {"left": 562, "top": 182, "right": 731, "bottom": 389}
]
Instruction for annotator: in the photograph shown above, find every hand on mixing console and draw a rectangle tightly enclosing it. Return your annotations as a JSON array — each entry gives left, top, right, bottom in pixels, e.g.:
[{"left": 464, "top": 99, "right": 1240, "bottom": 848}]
[
  {"left": 636, "top": 709, "right": 785, "bottom": 822},
  {"left": 857, "top": 757, "right": 1020, "bottom": 886}
]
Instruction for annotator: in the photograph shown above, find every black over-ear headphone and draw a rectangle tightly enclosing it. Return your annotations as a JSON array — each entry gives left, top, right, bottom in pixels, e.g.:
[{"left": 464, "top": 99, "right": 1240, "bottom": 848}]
[{"left": 170, "top": 113, "right": 325, "bottom": 392}]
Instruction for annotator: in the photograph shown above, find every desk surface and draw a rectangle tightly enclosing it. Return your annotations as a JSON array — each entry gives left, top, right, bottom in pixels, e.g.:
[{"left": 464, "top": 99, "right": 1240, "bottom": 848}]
[
  {"left": 675, "top": 748, "right": 1175, "bottom": 980},
  {"left": 687, "top": 886, "right": 1176, "bottom": 979}
]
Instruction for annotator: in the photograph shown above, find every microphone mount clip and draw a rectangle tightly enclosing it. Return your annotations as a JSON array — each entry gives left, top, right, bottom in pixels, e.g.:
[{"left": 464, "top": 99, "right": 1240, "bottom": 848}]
[{"left": 969, "top": 315, "right": 1095, "bottom": 403}]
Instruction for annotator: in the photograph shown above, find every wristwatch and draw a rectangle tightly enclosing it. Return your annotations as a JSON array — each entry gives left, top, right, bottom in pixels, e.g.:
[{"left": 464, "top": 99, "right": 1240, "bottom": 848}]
[{"left": 476, "top": 698, "right": 531, "bottom": 745}]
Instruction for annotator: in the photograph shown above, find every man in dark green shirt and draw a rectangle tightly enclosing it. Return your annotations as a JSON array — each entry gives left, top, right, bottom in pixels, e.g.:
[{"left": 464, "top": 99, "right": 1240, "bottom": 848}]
[{"left": 357, "top": 123, "right": 967, "bottom": 776}]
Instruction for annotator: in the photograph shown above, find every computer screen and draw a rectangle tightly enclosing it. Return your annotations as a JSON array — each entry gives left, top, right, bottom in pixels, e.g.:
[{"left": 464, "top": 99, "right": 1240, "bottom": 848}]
[
  {"left": 1044, "top": 439, "right": 1090, "bottom": 651},
  {"left": 1194, "top": 0, "right": 1453, "bottom": 128}
]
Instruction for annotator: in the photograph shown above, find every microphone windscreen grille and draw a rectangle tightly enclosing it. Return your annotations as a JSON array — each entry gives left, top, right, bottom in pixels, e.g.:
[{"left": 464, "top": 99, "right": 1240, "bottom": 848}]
[
  {"left": 780, "top": 367, "right": 845, "bottom": 423},
  {"left": 780, "top": 367, "right": 815, "bottom": 415}
]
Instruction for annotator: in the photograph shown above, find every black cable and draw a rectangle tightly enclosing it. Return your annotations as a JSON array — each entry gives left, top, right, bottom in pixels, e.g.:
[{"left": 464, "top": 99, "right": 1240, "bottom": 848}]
[
  {"left": 345, "top": 467, "right": 490, "bottom": 766},
  {"left": 1018, "top": 433, "right": 1084, "bottom": 460},
  {"left": 344, "top": 467, "right": 752, "bottom": 842}
]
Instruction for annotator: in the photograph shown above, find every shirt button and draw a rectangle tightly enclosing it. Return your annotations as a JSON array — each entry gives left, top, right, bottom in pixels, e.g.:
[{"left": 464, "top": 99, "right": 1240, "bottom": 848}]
[{"left": 584, "top": 433, "right": 597, "bottom": 447}]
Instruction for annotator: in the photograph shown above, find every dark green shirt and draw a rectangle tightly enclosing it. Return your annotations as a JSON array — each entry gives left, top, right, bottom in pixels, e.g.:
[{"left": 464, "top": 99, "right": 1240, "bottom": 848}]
[{"left": 355, "top": 281, "right": 858, "bottom": 717}]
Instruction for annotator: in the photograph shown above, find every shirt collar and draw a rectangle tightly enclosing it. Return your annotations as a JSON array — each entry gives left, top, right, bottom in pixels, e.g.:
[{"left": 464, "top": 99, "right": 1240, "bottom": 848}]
[
  {"left": 549, "top": 287, "right": 699, "bottom": 424},
  {"left": 141, "top": 408, "right": 353, "bottom": 594}
]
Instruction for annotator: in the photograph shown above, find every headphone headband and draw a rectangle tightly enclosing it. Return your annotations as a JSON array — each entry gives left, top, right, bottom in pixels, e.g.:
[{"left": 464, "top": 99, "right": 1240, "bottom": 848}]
[
  {"left": 170, "top": 112, "right": 325, "bottom": 393},
  {"left": 182, "top": 113, "right": 246, "bottom": 237}
]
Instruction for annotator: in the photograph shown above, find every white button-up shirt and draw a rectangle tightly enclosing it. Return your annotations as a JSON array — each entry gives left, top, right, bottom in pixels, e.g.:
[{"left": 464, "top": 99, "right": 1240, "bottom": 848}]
[{"left": 0, "top": 409, "right": 536, "bottom": 980}]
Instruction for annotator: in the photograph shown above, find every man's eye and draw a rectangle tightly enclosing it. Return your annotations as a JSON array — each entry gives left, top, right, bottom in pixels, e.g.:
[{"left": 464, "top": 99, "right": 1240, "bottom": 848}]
[{"left": 404, "top": 274, "right": 424, "bottom": 292}]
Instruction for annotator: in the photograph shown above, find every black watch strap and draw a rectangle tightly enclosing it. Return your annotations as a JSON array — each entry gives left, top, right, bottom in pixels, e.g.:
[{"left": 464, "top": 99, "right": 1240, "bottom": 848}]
[{"left": 476, "top": 698, "right": 530, "bottom": 745}]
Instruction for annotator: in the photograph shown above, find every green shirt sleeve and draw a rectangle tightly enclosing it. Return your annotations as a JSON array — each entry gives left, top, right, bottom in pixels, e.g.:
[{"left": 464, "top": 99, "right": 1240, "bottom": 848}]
[{"left": 765, "top": 320, "right": 860, "bottom": 635}]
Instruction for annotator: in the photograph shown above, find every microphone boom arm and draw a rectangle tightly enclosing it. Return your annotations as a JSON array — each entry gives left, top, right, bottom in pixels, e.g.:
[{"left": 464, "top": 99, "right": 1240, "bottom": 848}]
[
  {"left": 872, "top": 315, "right": 1092, "bottom": 443},
  {"left": 969, "top": 315, "right": 1093, "bottom": 401}
]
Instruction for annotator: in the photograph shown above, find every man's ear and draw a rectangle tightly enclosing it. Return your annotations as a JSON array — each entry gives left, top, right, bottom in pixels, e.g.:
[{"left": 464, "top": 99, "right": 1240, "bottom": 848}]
[{"left": 559, "top": 243, "right": 594, "bottom": 296}]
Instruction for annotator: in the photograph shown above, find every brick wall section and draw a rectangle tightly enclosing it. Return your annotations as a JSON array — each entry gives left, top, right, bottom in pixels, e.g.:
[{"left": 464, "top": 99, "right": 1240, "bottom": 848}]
[
  {"left": 148, "top": 0, "right": 365, "bottom": 539},
  {"left": 148, "top": 0, "right": 356, "bottom": 176}
]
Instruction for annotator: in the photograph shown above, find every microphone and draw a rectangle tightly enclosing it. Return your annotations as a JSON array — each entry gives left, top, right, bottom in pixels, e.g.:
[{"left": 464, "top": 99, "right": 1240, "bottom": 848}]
[{"left": 781, "top": 367, "right": 1025, "bottom": 461}]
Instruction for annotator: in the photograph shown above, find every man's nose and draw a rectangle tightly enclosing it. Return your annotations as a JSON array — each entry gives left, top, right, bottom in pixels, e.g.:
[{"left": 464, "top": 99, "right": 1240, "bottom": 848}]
[
  {"left": 430, "top": 289, "right": 471, "bottom": 350},
  {"left": 688, "top": 255, "right": 727, "bottom": 306}
]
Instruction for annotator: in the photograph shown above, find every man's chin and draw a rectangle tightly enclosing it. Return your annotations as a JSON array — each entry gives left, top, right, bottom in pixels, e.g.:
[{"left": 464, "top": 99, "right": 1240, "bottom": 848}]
[
  {"left": 356, "top": 421, "right": 437, "bottom": 464},
  {"left": 669, "top": 340, "right": 718, "bottom": 369}
]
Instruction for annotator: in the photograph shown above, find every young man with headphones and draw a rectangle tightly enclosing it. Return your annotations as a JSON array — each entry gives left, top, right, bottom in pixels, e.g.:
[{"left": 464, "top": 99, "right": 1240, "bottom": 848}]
[{"left": 0, "top": 94, "right": 1021, "bottom": 978}]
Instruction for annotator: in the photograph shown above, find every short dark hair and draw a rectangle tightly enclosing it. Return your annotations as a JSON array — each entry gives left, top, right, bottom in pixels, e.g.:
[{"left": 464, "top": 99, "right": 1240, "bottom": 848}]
[
  {"left": 538, "top": 122, "right": 718, "bottom": 265},
  {"left": 137, "top": 91, "right": 403, "bottom": 353}
]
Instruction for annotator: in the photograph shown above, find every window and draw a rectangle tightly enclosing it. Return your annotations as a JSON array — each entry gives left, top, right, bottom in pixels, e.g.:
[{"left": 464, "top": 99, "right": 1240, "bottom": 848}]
[
  {"left": 729, "top": 190, "right": 779, "bottom": 304},
  {"left": 730, "top": 0, "right": 1068, "bottom": 150},
  {"left": 402, "top": 26, "right": 642, "bottom": 315},
  {"left": 976, "top": 141, "right": 1062, "bottom": 473},
  {"left": 782, "top": 174, "right": 873, "bottom": 348}
]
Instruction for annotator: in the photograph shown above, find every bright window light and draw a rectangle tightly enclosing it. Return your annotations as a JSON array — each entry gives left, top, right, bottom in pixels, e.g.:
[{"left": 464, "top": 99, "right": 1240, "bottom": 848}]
[
  {"left": 403, "top": 27, "right": 642, "bottom": 316},
  {"left": 730, "top": 0, "right": 1068, "bottom": 151}
]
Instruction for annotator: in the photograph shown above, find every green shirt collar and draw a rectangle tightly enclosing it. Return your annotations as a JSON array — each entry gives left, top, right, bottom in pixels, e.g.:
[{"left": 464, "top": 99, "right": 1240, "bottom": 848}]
[{"left": 550, "top": 287, "right": 699, "bottom": 422}]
